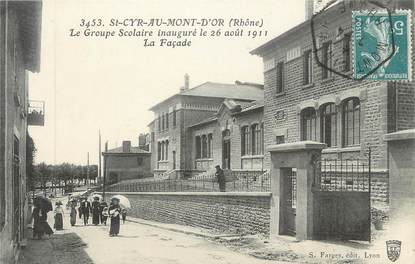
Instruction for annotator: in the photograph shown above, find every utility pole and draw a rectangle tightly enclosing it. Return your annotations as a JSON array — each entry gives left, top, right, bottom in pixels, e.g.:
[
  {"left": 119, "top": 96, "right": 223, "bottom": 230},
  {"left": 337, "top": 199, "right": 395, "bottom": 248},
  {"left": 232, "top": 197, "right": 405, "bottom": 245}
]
[
  {"left": 87, "top": 152, "right": 90, "bottom": 187},
  {"left": 98, "top": 130, "right": 102, "bottom": 183},
  {"left": 103, "top": 141, "right": 108, "bottom": 200}
]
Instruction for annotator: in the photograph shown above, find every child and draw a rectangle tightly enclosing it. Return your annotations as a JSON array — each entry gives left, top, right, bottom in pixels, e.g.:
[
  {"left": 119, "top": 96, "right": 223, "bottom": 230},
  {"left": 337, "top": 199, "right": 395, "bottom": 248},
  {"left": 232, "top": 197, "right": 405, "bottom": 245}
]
[{"left": 121, "top": 209, "right": 127, "bottom": 224}]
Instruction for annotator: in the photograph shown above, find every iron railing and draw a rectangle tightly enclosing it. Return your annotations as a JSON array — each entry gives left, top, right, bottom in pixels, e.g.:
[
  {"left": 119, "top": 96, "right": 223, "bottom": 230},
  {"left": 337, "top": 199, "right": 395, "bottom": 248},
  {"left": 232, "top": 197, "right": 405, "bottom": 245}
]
[
  {"left": 316, "top": 158, "right": 371, "bottom": 192},
  {"left": 106, "top": 170, "right": 270, "bottom": 193}
]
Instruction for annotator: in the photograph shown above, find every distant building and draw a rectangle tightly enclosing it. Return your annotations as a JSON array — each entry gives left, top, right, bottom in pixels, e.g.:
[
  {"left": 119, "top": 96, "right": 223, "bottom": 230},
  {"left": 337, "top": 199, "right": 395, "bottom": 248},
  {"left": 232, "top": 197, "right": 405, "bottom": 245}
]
[
  {"left": 0, "top": 1, "right": 44, "bottom": 263},
  {"left": 103, "top": 141, "right": 151, "bottom": 184},
  {"left": 148, "top": 74, "right": 264, "bottom": 178}
]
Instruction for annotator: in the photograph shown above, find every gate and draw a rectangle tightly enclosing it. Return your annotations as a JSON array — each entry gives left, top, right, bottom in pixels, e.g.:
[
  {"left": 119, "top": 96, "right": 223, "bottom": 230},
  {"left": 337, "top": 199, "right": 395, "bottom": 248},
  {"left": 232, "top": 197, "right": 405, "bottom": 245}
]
[
  {"left": 313, "top": 154, "right": 371, "bottom": 241},
  {"left": 281, "top": 168, "right": 297, "bottom": 235}
]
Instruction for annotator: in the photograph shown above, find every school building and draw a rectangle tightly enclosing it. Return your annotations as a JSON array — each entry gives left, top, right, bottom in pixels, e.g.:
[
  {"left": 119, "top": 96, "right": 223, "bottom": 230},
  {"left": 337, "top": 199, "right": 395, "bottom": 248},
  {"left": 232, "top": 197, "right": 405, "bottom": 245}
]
[{"left": 148, "top": 75, "right": 265, "bottom": 179}]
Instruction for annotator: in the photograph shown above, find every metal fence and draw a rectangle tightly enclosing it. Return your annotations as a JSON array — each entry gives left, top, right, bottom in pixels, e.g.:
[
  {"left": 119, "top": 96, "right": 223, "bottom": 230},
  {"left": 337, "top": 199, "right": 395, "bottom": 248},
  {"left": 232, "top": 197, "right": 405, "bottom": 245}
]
[
  {"left": 106, "top": 170, "right": 271, "bottom": 193},
  {"left": 316, "top": 158, "right": 371, "bottom": 192}
]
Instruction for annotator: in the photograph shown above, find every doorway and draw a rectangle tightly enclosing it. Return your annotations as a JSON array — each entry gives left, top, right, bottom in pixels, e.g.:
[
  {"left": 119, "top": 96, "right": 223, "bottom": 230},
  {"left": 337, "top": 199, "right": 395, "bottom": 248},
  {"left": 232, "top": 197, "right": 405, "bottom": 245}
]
[
  {"left": 222, "top": 130, "right": 231, "bottom": 169},
  {"left": 280, "top": 168, "right": 297, "bottom": 236}
]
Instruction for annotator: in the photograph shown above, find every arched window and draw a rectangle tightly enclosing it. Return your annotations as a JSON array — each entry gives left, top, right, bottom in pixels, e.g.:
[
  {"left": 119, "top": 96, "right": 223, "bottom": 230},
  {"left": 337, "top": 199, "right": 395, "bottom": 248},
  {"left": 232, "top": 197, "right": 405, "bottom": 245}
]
[
  {"left": 201, "top": 135, "right": 207, "bottom": 158},
  {"left": 157, "top": 142, "right": 161, "bottom": 161},
  {"left": 207, "top": 134, "right": 213, "bottom": 158},
  {"left": 343, "top": 98, "right": 360, "bottom": 146},
  {"left": 164, "top": 140, "right": 169, "bottom": 160},
  {"left": 301, "top": 108, "right": 317, "bottom": 141},
  {"left": 195, "top": 136, "right": 201, "bottom": 159},
  {"left": 320, "top": 103, "right": 337, "bottom": 147},
  {"left": 161, "top": 141, "right": 165, "bottom": 160},
  {"left": 252, "top": 124, "right": 262, "bottom": 155},
  {"left": 241, "top": 126, "right": 250, "bottom": 156}
]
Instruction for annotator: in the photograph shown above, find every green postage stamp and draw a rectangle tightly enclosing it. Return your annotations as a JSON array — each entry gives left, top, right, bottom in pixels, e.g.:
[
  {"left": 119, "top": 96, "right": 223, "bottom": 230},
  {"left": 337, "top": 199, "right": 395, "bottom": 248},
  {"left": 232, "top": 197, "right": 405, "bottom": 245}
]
[{"left": 352, "top": 9, "right": 412, "bottom": 81}]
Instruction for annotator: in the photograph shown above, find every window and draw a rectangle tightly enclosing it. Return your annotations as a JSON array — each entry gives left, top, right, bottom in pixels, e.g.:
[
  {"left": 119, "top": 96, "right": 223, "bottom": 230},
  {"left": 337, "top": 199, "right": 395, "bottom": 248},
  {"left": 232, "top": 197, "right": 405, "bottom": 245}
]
[
  {"left": 161, "top": 142, "right": 165, "bottom": 160},
  {"left": 260, "top": 123, "right": 264, "bottom": 154},
  {"left": 201, "top": 135, "right": 207, "bottom": 158},
  {"left": 252, "top": 124, "right": 262, "bottom": 155},
  {"left": 157, "top": 142, "right": 161, "bottom": 161},
  {"left": 158, "top": 117, "right": 161, "bottom": 132},
  {"left": 343, "top": 98, "right": 360, "bottom": 146},
  {"left": 276, "top": 135, "right": 285, "bottom": 144},
  {"left": 301, "top": 108, "right": 317, "bottom": 141},
  {"left": 165, "top": 113, "right": 169, "bottom": 129},
  {"left": 321, "top": 103, "right": 337, "bottom": 147},
  {"left": 164, "top": 140, "right": 169, "bottom": 160},
  {"left": 343, "top": 34, "right": 351, "bottom": 72},
  {"left": 207, "top": 134, "right": 213, "bottom": 158},
  {"left": 195, "top": 136, "right": 201, "bottom": 158},
  {"left": 241, "top": 126, "right": 250, "bottom": 156},
  {"left": 303, "top": 50, "right": 313, "bottom": 85},
  {"left": 322, "top": 42, "right": 332, "bottom": 79},
  {"left": 276, "top": 61, "right": 284, "bottom": 94},
  {"left": 161, "top": 113, "right": 165, "bottom": 131},
  {"left": 151, "top": 132, "right": 155, "bottom": 142},
  {"left": 172, "top": 108, "right": 177, "bottom": 127}
]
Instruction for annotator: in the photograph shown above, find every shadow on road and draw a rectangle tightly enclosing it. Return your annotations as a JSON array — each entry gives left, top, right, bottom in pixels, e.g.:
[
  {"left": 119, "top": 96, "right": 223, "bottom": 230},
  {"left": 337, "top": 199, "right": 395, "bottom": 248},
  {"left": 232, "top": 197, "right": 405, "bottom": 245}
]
[{"left": 19, "top": 230, "right": 95, "bottom": 264}]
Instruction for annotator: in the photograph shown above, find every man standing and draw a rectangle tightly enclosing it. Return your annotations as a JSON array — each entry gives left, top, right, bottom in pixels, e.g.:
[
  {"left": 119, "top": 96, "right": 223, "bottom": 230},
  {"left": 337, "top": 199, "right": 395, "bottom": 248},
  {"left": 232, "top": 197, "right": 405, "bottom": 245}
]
[
  {"left": 79, "top": 198, "right": 91, "bottom": 226},
  {"left": 215, "top": 165, "right": 226, "bottom": 192}
]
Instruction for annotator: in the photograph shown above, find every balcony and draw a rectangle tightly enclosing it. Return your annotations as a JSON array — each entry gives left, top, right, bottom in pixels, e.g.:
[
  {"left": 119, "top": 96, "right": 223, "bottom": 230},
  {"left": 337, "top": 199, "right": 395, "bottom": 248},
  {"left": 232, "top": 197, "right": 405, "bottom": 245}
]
[{"left": 27, "top": 100, "right": 45, "bottom": 126}]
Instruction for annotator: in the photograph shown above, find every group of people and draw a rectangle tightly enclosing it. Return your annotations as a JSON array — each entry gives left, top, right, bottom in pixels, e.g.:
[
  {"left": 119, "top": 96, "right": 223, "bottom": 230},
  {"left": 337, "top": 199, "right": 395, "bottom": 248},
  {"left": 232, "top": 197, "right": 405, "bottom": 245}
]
[
  {"left": 68, "top": 196, "right": 127, "bottom": 236},
  {"left": 33, "top": 195, "right": 127, "bottom": 239}
]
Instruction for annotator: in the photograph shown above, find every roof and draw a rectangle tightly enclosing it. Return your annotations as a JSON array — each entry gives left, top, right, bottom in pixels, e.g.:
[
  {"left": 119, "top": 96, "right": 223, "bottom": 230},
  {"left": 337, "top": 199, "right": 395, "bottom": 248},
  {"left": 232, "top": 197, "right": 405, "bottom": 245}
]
[
  {"left": 238, "top": 99, "right": 264, "bottom": 114},
  {"left": 103, "top": 146, "right": 150, "bottom": 155},
  {"left": 150, "top": 81, "right": 263, "bottom": 111},
  {"left": 187, "top": 99, "right": 264, "bottom": 128},
  {"left": 187, "top": 116, "right": 218, "bottom": 128},
  {"left": 250, "top": 1, "right": 343, "bottom": 56}
]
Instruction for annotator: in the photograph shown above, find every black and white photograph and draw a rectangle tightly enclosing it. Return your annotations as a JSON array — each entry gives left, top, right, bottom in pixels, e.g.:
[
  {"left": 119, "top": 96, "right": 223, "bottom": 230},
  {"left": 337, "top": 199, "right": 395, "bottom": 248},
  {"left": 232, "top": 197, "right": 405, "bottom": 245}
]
[{"left": 0, "top": 0, "right": 414, "bottom": 263}]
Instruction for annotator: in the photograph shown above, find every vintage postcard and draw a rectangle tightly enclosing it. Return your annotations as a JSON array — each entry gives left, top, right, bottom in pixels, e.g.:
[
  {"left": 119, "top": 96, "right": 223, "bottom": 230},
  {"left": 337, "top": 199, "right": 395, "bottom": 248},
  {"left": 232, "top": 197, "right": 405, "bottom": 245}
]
[{"left": 1, "top": 0, "right": 414, "bottom": 264}]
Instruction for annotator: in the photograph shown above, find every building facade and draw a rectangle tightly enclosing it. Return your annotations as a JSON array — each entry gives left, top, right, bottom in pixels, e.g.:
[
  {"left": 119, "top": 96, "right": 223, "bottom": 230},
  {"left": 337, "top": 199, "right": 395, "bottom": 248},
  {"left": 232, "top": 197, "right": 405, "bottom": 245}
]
[
  {"left": 148, "top": 75, "right": 264, "bottom": 178},
  {"left": 0, "top": 1, "right": 43, "bottom": 263},
  {"left": 251, "top": 1, "right": 415, "bottom": 172},
  {"left": 103, "top": 141, "right": 152, "bottom": 184}
]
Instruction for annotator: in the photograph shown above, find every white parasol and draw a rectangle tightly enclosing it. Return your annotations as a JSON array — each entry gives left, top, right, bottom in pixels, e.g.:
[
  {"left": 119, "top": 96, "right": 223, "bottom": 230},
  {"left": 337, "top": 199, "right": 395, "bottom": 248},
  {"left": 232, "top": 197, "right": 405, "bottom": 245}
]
[{"left": 111, "top": 194, "right": 131, "bottom": 209}]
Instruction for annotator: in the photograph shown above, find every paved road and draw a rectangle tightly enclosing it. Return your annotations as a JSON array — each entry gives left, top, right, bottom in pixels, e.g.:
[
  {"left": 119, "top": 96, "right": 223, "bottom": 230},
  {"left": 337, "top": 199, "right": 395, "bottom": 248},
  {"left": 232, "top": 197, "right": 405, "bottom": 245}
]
[{"left": 20, "top": 202, "right": 277, "bottom": 264}]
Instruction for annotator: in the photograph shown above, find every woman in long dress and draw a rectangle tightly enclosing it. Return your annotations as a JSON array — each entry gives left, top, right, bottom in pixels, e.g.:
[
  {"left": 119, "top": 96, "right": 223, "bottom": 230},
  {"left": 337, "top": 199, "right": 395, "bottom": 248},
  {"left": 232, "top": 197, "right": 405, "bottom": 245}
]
[
  {"left": 54, "top": 202, "right": 64, "bottom": 230},
  {"left": 91, "top": 197, "right": 101, "bottom": 225},
  {"left": 108, "top": 198, "right": 121, "bottom": 236},
  {"left": 33, "top": 202, "right": 53, "bottom": 239},
  {"left": 32, "top": 202, "right": 44, "bottom": 239},
  {"left": 70, "top": 201, "right": 77, "bottom": 226}
]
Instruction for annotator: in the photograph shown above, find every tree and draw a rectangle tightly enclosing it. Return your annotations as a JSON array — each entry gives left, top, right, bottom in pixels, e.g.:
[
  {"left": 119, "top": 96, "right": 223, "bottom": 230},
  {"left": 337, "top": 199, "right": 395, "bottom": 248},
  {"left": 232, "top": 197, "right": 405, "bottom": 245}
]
[{"left": 26, "top": 132, "right": 37, "bottom": 191}]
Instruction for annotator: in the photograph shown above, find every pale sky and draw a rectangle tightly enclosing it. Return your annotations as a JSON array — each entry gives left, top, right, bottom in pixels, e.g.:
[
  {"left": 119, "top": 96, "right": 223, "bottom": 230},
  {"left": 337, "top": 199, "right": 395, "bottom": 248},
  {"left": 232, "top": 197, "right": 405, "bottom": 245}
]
[{"left": 28, "top": 0, "right": 306, "bottom": 165}]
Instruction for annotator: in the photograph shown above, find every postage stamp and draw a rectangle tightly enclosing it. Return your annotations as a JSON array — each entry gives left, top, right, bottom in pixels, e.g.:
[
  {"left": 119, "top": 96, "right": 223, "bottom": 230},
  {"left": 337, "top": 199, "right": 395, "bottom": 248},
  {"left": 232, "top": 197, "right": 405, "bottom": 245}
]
[{"left": 352, "top": 9, "right": 412, "bottom": 81}]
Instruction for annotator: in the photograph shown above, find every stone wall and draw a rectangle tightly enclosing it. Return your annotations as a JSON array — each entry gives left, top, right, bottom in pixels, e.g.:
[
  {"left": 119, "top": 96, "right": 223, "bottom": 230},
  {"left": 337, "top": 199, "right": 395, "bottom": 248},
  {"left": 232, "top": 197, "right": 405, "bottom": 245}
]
[{"left": 104, "top": 192, "right": 271, "bottom": 235}]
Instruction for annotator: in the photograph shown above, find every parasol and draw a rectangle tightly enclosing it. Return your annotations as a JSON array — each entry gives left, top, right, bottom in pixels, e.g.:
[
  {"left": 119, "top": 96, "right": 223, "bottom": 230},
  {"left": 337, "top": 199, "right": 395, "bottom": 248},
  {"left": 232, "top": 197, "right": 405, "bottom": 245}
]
[
  {"left": 110, "top": 195, "right": 131, "bottom": 209},
  {"left": 34, "top": 196, "right": 53, "bottom": 212}
]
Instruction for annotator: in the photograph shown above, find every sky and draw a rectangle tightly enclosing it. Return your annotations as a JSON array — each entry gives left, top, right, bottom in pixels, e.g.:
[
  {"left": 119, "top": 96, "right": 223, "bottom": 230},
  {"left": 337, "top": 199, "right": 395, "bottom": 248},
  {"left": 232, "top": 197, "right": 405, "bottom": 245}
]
[{"left": 28, "top": 0, "right": 306, "bottom": 165}]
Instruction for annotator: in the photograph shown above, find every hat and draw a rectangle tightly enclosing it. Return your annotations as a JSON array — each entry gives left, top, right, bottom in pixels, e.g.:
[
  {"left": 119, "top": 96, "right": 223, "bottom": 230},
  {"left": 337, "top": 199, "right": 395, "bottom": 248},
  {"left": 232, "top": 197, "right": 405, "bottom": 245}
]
[{"left": 215, "top": 165, "right": 221, "bottom": 168}]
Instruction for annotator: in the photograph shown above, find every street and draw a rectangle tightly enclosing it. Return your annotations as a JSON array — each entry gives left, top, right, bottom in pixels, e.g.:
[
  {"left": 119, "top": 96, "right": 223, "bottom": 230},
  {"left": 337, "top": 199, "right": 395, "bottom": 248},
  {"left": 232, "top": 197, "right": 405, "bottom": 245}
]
[{"left": 19, "top": 202, "right": 278, "bottom": 264}]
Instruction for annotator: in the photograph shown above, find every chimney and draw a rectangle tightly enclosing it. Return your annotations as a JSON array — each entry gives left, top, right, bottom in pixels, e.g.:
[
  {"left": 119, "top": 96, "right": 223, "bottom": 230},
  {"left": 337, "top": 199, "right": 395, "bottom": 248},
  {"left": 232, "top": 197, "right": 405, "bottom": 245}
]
[
  {"left": 305, "top": 0, "right": 314, "bottom": 20},
  {"left": 184, "top": 73, "right": 189, "bottom": 90},
  {"left": 122, "top": 140, "right": 131, "bottom": 153}
]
